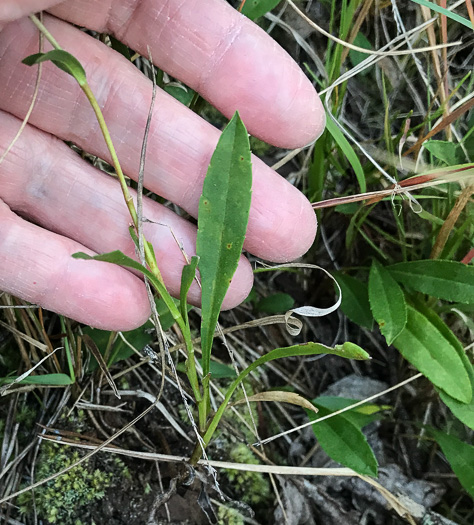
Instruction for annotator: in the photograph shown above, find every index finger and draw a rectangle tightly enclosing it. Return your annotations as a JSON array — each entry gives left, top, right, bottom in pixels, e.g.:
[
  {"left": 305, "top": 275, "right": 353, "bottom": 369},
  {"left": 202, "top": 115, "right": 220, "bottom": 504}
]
[{"left": 49, "top": 0, "right": 325, "bottom": 149}]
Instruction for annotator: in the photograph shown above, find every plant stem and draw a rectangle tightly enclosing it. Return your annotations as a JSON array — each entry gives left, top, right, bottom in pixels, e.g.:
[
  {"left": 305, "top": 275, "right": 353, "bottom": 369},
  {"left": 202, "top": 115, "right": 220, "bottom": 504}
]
[
  {"left": 29, "top": 13, "right": 206, "bottom": 459},
  {"left": 29, "top": 14, "right": 164, "bottom": 284},
  {"left": 60, "top": 316, "right": 75, "bottom": 383},
  {"left": 29, "top": 14, "right": 61, "bottom": 49}
]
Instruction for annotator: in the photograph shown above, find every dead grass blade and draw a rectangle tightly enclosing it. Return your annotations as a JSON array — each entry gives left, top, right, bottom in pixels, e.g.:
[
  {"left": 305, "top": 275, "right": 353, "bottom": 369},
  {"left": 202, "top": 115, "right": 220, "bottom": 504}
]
[
  {"left": 430, "top": 184, "right": 474, "bottom": 259},
  {"left": 286, "top": 0, "right": 461, "bottom": 56},
  {"left": 82, "top": 334, "right": 120, "bottom": 399},
  {"left": 403, "top": 95, "right": 474, "bottom": 157},
  {"left": 0, "top": 16, "right": 43, "bottom": 167},
  {"left": 312, "top": 165, "right": 474, "bottom": 209},
  {"left": 34, "top": 434, "right": 419, "bottom": 522}
]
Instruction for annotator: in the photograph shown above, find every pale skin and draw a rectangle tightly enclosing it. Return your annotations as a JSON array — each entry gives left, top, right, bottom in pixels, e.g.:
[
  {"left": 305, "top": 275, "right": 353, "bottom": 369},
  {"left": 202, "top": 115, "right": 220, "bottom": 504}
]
[{"left": 0, "top": 0, "right": 325, "bottom": 331}]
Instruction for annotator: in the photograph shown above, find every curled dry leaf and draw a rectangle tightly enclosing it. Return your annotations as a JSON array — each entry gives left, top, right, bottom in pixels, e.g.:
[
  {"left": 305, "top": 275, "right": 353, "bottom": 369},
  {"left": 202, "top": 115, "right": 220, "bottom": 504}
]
[{"left": 231, "top": 390, "right": 319, "bottom": 414}]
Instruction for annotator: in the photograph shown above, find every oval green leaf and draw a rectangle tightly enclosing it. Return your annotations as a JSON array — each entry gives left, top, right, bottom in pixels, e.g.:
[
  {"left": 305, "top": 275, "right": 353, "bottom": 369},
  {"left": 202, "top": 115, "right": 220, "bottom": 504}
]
[
  {"left": 393, "top": 305, "right": 472, "bottom": 403},
  {"left": 255, "top": 292, "right": 295, "bottom": 314},
  {"left": 22, "top": 50, "right": 87, "bottom": 86},
  {"left": 196, "top": 111, "right": 252, "bottom": 377},
  {"left": 438, "top": 357, "right": 474, "bottom": 430},
  {"left": 314, "top": 396, "right": 387, "bottom": 429},
  {"left": 334, "top": 273, "right": 373, "bottom": 329},
  {"left": 388, "top": 260, "right": 474, "bottom": 304},
  {"left": 429, "top": 429, "right": 474, "bottom": 498},
  {"left": 308, "top": 405, "right": 378, "bottom": 477},
  {"left": 369, "top": 259, "right": 407, "bottom": 345}
]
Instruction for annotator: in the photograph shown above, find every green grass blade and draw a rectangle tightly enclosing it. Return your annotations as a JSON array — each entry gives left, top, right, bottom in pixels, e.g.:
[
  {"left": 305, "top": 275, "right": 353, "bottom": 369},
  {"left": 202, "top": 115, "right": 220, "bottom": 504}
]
[
  {"left": 196, "top": 112, "right": 252, "bottom": 377},
  {"left": 326, "top": 114, "right": 366, "bottom": 194},
  {"left": 1, "top": 373, "right": 73, "bottom": 386},
  {"left": 410, "top": 0, "right": 473, "bottom": 29}
]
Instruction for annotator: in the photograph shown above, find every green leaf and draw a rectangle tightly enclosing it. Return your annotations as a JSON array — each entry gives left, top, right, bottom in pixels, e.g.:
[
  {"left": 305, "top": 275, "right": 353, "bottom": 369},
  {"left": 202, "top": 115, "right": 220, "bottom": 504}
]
[
  {"left": 203, "top": 341, "right": 371, "bottom": 445},
  {"left": 179, "top": 359, "right": 238, "bottom": 379},
  {"left": 206, "top": 360, "right": 237, "bottom": 379},
  {"left": 388, "top": 260, "right": 474, "bottom": 304},
  {"left": 109, "top": 36, "right": 131, "bottom": 60},
  {"left": 1, "top": 373, "right": 73, "bottom": 386},
  {"left": 334, "top": 273, "right": 373, "bottom": 329},
  {"left": 308, "top": 405, "right": 378, "bottom": 476},
  {"left": 429, "top": 429, "right": 474, "bottom": 498},
  {"left": 349, "top": 32, "right": 373, "bottom": 70},
  {"left": 438, "top": 358, "right": 474, "bottom": 430},
  {"left": 326, "top": 113, "right": 366, "bottom": 194},
  {"left": 180, "top": 256, "right": 199, "bottom": 324},
  {"left": 369, "top": 259, "right": 407, "bottom": 345},
  {"left": 393, "top": 305, "right": 472, "bottom": 403},
  {"left": 410, "top": 0, "right": 473, "bottom": 29},
  {"left": 439, "top": 389, "right": 474, "bottom": 430},
  {"left": 164, "top": 84, "right": 196, "bottom": 106},
  {"left": 255, "top": 292, "right": 295, "bottom": 314},
  {"left": 314, "top": 396, "right": 388, "bottom": 429},
  {"left": 424, "top": 140, "right": 462, "bottom": 166},
  {"left": 197, "top": 112, "right": 252, "bottom": 377},
  {"left": 22, "top": 50, "right": 87, "bottom": 86},
  {"left": 241, "top": 0, "right": 281, "bottom": 20},
  {"left": 72, "top": 250, "right": 181, "bottom": 322}
]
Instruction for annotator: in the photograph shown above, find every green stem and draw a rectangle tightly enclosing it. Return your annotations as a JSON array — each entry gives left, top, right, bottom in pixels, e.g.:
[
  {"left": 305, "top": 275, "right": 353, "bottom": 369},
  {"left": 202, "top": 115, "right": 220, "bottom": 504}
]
[
  {"left": 80, "top": 83, "right": 163, "bottom": 283},
  {"left": 190, "top": 358, "right": 260, "bottom": 465},
  {"left": 30, "top": 12, "right": 205, "bottom": 455},
  {"left": 29, "top": 15, "right": 164, "bottom": 284},
  {"left": 29, "top": 14, "right": 61, "bottom": 49},
  {"left": 60, "top": 316, "right": 75, "bottom": 383}
]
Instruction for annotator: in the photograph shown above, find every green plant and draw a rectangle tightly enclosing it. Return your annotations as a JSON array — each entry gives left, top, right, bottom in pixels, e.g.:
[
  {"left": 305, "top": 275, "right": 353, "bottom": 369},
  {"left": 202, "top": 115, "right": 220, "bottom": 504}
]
[
  {"left": 16, "top": 3, "right": 473, "bottom": 518},
  {"left": 21, "top": 14, "right": 370, "bottom": 475}
]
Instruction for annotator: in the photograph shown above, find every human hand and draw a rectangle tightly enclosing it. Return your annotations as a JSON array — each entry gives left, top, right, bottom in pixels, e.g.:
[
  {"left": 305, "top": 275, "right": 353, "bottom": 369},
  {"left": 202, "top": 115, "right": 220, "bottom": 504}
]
[{"left": 0, "top": 0, "right": 325, "bottom": 330}]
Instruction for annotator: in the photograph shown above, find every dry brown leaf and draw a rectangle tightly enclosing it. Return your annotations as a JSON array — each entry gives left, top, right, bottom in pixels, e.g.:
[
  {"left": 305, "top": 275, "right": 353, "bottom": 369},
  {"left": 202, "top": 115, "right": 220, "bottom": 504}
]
[{"left": 232, "top": 391, "right": 318, "bottom": 413}]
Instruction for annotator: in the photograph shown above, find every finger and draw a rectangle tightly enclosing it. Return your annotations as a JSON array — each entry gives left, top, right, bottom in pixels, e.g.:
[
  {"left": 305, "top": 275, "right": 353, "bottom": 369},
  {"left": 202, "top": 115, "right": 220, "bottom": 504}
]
[
  {"left": 0, "top": 109, "right": 254, "bottom": 312},
  {"left": 0, "top": 16, "right": 318, "bottom": 263},
  {"left": 0, "top": 200, "right": 151, "bottom": 331},
  {"left": 49, "top": 0, "right": 325, "bottom": 148},
  {"left": 0, "top": 0, "right": 61, "bottom": 26}
]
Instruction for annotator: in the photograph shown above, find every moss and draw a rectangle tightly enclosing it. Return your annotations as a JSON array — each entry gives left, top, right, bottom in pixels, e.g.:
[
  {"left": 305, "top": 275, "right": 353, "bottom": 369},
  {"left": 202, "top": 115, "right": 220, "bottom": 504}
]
[
  {"left": 217, "top": 379, "right": 271, "bottom": 507},
  {"left": 217, "top": 505, "right": 245, "bottom": 525},
  {"left": 18, "top": 442, "right": 129, "bottom": 524},
  {"left": 224, "top": 443, "right": 271, "bottom": 506}
]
